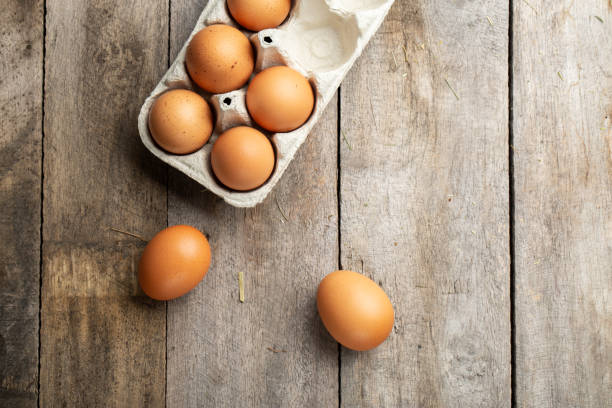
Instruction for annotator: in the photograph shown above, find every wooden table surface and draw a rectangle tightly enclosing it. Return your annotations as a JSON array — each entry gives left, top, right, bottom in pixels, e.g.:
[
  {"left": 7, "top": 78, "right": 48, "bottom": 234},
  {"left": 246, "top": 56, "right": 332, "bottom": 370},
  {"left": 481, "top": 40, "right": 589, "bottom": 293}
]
[{"left": 1, "top": 0, "right": 610, "bottom": 407}]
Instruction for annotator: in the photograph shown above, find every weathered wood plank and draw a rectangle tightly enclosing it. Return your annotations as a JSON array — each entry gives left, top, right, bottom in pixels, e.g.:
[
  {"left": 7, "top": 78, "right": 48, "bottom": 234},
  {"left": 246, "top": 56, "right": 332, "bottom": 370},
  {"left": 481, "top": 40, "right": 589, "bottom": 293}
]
[
  {"left": 40, "top": 1, "right": 168, "bottom": 406},
  {"left": 339, "top": 0, "right": 511, "bottom": 406},
  {"left": 166, "top": 2, "right": 339, "bottom": 406},
  {"left": 513, "top": 1, "right": 612, "bottom": 406},
  {"left": 0, "top": 1, "right": 43, "bottom": 406}
]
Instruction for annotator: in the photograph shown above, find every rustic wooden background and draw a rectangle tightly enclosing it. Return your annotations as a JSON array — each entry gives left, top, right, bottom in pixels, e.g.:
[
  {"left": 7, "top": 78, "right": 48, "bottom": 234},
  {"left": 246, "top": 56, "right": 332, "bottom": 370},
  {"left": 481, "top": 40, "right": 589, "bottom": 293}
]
[{"left": 1, "top": 0, "right": 610, "bottom": 406}]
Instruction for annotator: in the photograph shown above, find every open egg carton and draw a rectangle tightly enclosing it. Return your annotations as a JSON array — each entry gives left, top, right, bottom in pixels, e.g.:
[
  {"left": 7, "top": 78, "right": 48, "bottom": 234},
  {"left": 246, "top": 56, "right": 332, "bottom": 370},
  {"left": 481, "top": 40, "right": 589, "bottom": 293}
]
[{"left": 138, "top": 0, "right": 395, "bottom": 207}]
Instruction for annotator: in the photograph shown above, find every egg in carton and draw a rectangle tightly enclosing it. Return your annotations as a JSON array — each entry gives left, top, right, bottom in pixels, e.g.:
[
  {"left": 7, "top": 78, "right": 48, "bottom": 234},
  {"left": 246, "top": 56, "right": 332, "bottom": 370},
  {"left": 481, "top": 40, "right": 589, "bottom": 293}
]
[{"left": 138, "top": 0, "right": 395, "bottom": 208}]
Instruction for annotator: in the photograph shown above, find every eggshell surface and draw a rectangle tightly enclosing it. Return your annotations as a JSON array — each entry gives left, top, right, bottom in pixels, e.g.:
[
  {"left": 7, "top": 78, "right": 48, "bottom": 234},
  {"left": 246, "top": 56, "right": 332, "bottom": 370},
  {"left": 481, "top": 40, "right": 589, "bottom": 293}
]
[
  {"left": 227, "top": 0, "right": 291, "bottom": 31},
  {"left": 246, "top": 66, "right": 314, "bottom": 133},
  {"left": 148, "top": 89, "right": 214, "bottom": 154},
  {"left": 317, "top": 270, "right": 394, "bottom": 351},
  {"left": 211, "top": 126, "right": 275, "bottom": 191},
  {"left": 186, "top": 24, "right": 254, "bottom": 93},
  {"left": 138, "top": 225, "right": 211, "bottom": 301}
]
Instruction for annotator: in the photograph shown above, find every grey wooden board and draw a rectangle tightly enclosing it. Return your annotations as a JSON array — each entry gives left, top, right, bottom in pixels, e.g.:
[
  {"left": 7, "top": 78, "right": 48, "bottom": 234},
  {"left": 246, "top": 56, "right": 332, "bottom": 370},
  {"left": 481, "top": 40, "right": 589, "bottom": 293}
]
[
  {"left": 166, "top": 2, "right": 339, "bottom": 406},
  {"left": 513, "top": 0, "right": 612, "bottom": 406},
  {"left": 5, "top": 0, "right": 612, "bottom": 406},
  {"left": 39, "top": 1, "right": 168, "bottom": 406},
  {"left": 339, "top": 0, "right": 511, "bottom": 406},
  {"left": 0, "top": 1, "right": 43, "bottom": 406}
]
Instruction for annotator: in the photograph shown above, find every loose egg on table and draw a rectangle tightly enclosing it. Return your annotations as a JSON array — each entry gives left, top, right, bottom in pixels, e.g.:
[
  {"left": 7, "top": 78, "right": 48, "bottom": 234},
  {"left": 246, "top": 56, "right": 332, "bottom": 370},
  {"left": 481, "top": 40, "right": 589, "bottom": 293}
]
[
  {"left": 211, "top": 126, "right": 275, "bottom": 191},
  {"left": 227, "top": 0, "right": 291, "bottom": 31},
  {"left": 317, "top": 270, "right": 394, "bottom": 351},
  {"left": 186, "top": 24, "right": 255, "bottom": 94},
  {"left": 246, "top": 65, "right": 314, "bottom": 133},
  {"left": 148, "top": 89, "right": 213, "bottom": 154},
  {"left": 138, "top": 225, "right": 211, "bottom": 301}
]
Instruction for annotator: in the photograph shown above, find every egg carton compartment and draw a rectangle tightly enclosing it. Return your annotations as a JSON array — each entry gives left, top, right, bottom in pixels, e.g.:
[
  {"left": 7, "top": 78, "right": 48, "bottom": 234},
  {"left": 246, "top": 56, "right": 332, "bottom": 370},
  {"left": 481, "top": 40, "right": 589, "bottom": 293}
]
[{"left": 138, "top": 0, "right": 395, "bottom": 207}]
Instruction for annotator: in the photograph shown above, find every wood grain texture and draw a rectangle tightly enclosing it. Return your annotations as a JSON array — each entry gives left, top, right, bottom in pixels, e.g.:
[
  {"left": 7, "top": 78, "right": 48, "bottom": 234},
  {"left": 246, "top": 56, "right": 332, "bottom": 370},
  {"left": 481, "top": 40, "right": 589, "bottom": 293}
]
[
  {"left": 40, "top": 1, "right": 168, "bottom": 406},
  {"left": 167, "top": 2, "right": 339, "bottom": 406},
  {"left": 513, "top": 0, "right": 612, "bottom": 406},
  {"left": 0, "top": 1, "right": 43, "bottom": 406},
  {"left": 339, "top": 0, "right": 511, "bottom": 406}
]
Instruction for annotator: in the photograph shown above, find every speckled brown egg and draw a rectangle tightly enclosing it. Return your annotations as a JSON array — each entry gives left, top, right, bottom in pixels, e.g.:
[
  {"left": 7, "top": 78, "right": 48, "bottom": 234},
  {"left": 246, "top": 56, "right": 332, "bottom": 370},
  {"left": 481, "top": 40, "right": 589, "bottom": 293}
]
[
  {"left": 317, "top": 270, "right": 394, "bottom": 351},
  {"left": 185, "top": 24, "right": 254, "bottom": 94},
  {"left": 227, "top": 0, "right": 291, "bottom": 31},
  {"left": 211, "top": 126, "right": 275, "bottom": 191},
  {"left": 138, "top": 225, "right": 211, "bottom": 301},
  {"left": 148, "top": 89, "right": 213, "bottom": 154},
  {"left": 246, "top": 65, "right": 314, "bottom": 133}
]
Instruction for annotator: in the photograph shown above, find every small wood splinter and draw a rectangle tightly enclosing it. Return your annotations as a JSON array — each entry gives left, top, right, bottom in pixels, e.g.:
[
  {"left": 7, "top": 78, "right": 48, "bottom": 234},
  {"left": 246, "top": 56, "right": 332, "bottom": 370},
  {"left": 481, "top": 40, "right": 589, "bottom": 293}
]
[
  {"left": 342, "top": 130, "right": 353, "bottom": 150},
  {"left": 109, "top": 227, "right": 148, "bottom": 242},
  {"left": 267, "top": 347, "right": 287, "bottom": 353},
  {"left": 401, "top": 45, "right": 409, "bottom": 62},
  {"left": 276, "top": 197, "right": 289, "bottom": 223},
  {"left": 239, "top": 272, "right": 245, "bottom": 303},
  {"left": 444, "top": 78, "right": 460, "bottom": 100}
]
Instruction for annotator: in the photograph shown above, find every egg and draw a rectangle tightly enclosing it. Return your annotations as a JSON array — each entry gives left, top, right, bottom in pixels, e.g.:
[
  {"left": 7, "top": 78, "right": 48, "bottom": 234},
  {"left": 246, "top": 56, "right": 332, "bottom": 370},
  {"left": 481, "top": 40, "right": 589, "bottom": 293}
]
[
  {"left": 148, "top": 89, "right": 213, "bottom": 154},
  {"left": 317, "top": 270, "right": 394, "bottom": 351},
  {"left": 185, "top": 24, "right": 255, "bottom": 94},
  {"left": 138, "top": 225, "right": 211, "bottom": 301},
  {"left": 246, "top": 65, "right": 314, "bottom": 132},
  {"left": 227, "top": 0, "right": 291, "bottom": 31},
  {"left": 211, "top": 126, "right": 275, "bottom": 191}
]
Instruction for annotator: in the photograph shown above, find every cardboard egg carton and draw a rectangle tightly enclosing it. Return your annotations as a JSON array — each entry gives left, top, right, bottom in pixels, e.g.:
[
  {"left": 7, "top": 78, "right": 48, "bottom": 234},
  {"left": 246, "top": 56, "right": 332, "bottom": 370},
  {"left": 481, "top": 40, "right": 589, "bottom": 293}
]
[{"left": 138, "top": 0, "right": 395, "bottom": 207}]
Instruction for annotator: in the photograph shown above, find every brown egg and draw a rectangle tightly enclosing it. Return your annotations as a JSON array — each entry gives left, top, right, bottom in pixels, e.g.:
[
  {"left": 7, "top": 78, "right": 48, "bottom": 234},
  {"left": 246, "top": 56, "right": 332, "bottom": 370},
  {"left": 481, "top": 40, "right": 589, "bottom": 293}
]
[
  {"left": 317, "top": 270, "right": 394, "bottom": 351},
  {"left": 246, "top": 65, "right": 314, "bottom": 132},
  {"left": 227, "top": 0, "right": 291, "bottom": 31},
  {"left": 138, "top": 225, "right": 211, "bottom": 301},
  {"left": 185, "top": 24, "right": 254, "bottom": 94},
  {"left": 211, "top": 126, "right": 275, "bottom": 191},
  {"left": 148, "top": 89, "right": 213, "bottom": 154}
]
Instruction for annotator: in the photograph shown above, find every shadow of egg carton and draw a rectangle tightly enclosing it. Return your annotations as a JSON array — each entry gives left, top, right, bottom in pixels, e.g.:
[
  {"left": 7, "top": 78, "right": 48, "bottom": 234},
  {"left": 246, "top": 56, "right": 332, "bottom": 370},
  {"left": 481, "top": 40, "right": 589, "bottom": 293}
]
[{"left": 138, "top": 0, "right": 395, "bottom": 207}]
